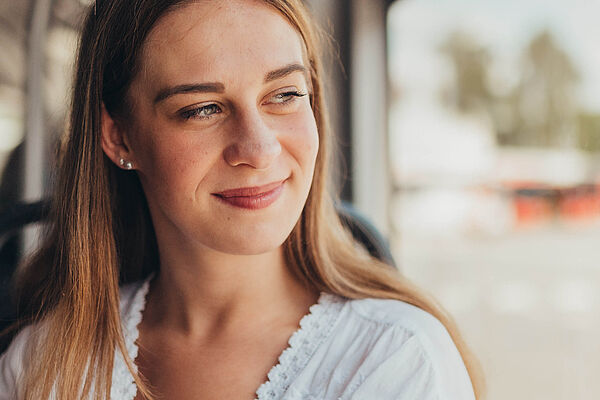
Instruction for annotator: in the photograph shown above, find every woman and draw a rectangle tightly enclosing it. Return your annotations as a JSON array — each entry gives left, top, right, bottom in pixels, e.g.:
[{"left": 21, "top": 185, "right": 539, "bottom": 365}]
[{"left": 0, "top": 0, "right": 482, "bottom": 399}]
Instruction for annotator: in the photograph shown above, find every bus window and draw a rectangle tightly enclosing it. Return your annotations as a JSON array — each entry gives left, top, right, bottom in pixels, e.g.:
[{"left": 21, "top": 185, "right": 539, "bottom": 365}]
[{"left": 388, "top": 0, "right": 600, "bottom": 398}]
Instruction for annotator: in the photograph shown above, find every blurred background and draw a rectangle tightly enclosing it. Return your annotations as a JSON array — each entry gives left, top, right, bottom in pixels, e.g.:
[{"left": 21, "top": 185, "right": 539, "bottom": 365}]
[
  {"left": 1, "top": 0, "right": 599, "bottom": 398},
  {"left": 387, "top": 1, "right": 600, "bottom": 399}
]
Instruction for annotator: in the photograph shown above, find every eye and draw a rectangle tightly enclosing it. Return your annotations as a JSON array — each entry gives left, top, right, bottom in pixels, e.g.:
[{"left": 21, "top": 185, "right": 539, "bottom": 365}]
[
  {"left": 180, "top": 103, "right": 222, "bottom": 120},
  {"left": 269, "top": 90, "right": 308, "bottom": 105}
]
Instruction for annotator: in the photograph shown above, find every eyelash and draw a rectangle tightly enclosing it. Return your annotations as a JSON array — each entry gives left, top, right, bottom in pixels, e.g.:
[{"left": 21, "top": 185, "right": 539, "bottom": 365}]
[
  {"left": 179, "top": 91, "right": 308, "bottom": 121},
  {"left": 180, "top": 104, "right": 221, "bottom": 120},
  {"left": 271, "top": 90, "right": 308, "bottom": 104}
]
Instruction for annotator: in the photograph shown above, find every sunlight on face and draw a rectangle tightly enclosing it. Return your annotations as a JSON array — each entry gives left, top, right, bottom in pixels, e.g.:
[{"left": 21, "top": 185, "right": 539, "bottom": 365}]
[{"left": 125, "top": 0, "right": 319, "bottom": 256}]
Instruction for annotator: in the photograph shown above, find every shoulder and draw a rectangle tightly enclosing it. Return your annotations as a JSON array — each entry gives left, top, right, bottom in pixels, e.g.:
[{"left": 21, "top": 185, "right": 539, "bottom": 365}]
[
  {"left": 0, "top": 325, "right": 35, "bottom": 399},
  {"left": 0, "top": 280, "right": 149, "bottom": 399},
  {"left": 328, "top": 296, "right": 475, "bottom": 399},
  {"left": 350, "top": 296, "right": 447, "bottom": 331},
  {"left": 349, "top": 297, "right": 461, "bottom": 361}
]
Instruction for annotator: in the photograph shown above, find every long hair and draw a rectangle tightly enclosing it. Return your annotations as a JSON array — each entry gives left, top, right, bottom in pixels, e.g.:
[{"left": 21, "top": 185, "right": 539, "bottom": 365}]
[{"left": 8, "top": 0, "right": 483, "bottom": 398}]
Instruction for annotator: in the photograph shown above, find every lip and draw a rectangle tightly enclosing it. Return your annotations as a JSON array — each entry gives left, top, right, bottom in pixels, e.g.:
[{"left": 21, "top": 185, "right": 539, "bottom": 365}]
[{"left": 212, "top": 179, "right": 287, "bottom": 210}]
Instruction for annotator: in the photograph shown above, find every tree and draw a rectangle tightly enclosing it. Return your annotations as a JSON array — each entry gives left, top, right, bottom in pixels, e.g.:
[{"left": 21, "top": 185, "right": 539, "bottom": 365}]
[
  {"left": 439, "top": 30, "right": 493, "bottom": 116},
  {"left": 440, "top": 29, "right": 582, "bottom": 149},
  {"left": 513, "top": 30, "right": 579, "bottom": 147}
]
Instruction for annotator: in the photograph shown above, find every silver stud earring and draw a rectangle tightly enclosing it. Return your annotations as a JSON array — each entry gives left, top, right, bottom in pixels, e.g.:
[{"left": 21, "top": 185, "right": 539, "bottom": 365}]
[{"left": 119, "top": 158, "right": 133, "bottom": 170}]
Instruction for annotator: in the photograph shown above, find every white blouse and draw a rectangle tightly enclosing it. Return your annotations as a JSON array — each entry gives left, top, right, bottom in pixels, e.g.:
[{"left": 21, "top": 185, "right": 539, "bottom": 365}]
[{"left": 0, "top": 279, "right": 475, "bottom": 399}]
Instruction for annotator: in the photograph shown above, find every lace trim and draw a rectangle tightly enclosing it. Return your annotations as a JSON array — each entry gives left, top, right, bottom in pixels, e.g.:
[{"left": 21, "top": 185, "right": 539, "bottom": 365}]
[
  {"left": 111, "top": 278, "right": 152, "bottom": 399},
  {"left": 255, "top": 293, "right": 345, "bottom": 400}
]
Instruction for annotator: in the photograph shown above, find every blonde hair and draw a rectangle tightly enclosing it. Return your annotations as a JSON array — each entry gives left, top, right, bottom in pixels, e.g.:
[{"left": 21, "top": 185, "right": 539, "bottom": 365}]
[{"left": 7, "top": 0, "right": 483, "bottom": 398}]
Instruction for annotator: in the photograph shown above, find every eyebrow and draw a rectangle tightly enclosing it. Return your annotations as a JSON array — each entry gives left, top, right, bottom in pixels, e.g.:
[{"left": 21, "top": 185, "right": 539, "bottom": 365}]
[
  {"left": 264, "top": 63, "right": 308, "bottom": 83},
  {"left": 154, "top": 82, "right": 225, "bottom": 104},
  {"left": 153, "top": 63, "right": 308, "bottom": 104}
]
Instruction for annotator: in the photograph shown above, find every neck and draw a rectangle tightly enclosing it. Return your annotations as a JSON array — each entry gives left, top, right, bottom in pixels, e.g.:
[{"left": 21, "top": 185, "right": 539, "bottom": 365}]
[{"left": 144, "top": 242, "right": 317, "bottom": 338}]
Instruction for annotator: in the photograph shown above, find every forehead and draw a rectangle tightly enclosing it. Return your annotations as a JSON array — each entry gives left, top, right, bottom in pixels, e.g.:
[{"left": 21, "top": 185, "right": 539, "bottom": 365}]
[{"left": 137, "top": 0, "right": 307, "bottom": 88}]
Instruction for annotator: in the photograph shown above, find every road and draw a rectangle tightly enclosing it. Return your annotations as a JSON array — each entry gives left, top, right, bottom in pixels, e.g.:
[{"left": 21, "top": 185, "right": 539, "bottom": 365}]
[{"left": 391, "top": 222, "right": 600, "bottom": 399}]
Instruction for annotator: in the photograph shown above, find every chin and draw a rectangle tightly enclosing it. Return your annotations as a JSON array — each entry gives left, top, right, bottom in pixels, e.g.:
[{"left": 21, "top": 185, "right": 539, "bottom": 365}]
[
  {"left": 198, "top": 223, "right": 294, "bottom": 256},
  {"left": 209, "top": 236, "right": 287, "bottom": 256}
]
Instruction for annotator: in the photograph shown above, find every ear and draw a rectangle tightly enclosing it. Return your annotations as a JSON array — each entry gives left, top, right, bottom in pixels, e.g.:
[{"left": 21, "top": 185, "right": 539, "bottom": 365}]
[{"left": 101, "top": 104, "right": 135, "bottom": 170}]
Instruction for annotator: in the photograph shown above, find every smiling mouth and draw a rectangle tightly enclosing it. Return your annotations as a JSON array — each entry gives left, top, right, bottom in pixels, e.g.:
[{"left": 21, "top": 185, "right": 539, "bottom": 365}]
[{"left": 212, "top": 179, "right": 287, "bottom": 210}]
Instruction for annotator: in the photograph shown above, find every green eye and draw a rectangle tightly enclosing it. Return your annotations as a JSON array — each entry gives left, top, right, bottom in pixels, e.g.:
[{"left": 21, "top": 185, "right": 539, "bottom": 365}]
[
  {"left": 271, "top": 91, "right": 308, "bottom": 104},
  {"left": 181, "top": 104, "right": 222, "bottom": 120}
]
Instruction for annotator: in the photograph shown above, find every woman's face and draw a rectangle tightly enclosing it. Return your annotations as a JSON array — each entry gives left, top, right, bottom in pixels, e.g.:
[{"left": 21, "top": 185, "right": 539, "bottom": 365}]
[{"left": 122, "top": 0, "right": 319, "bottom": 255}]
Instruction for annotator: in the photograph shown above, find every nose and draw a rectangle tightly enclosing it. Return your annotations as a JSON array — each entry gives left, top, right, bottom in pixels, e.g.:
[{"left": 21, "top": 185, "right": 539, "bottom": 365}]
[{"left": 223, "top": 110, "right": 282, "bottom": 170}]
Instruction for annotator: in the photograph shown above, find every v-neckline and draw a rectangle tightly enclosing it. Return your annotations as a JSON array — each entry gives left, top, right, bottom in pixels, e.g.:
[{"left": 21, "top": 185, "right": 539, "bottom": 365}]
[{"left": 115, "top": 277, "right": 345, "bottom": 400}]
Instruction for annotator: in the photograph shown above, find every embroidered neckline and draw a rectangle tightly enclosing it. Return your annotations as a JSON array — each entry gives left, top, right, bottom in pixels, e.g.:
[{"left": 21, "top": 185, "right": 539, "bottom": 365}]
[
  {"left": 111, "top": 278, "right": 152, "bottom": 399},
  {"left": 112, "top": 277, "right": 345, "bottom": 400},
  {"left": 255, "top": 293, "right": 344, "bottom": 400}
]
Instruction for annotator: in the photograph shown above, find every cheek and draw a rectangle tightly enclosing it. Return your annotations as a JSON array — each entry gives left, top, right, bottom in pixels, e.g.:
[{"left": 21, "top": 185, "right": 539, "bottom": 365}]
[
  {"left": 131, "top": 124, "right": 220, "bottom": 198},
  {"left": 284, "top": 110, "right": 319, "bottom": 172}
]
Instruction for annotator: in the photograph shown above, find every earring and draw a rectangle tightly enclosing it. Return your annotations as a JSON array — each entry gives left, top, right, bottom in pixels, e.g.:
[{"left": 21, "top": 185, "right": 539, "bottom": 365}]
[{"left": 119, "top": 158, "right": 133, "bottom": 170}]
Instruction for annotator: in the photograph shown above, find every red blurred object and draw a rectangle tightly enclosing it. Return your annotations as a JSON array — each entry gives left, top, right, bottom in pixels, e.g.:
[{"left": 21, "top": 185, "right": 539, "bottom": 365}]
[
  {"left": 514, "top": 197, "right": 554, "bottom": 224},
  {"left": 507, "top": 182, "right": 600, "bottom": 225},
  {"left": 558, "top": 185, "right": 600, "bottom": 220}
]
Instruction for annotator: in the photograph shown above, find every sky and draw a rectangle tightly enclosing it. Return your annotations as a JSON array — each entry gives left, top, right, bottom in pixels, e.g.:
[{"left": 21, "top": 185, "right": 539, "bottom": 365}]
[{"left": 388, "top": 0, "right": 600, "bottom": 111}]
